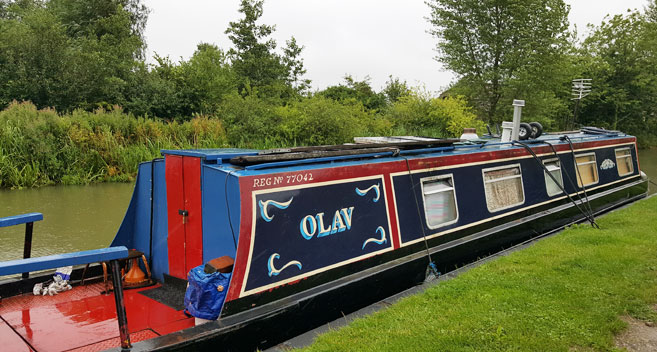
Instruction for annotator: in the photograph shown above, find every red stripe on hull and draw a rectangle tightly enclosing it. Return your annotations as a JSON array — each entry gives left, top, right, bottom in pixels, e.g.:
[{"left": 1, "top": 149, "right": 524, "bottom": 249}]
[
  {"left": 225, "top": 178, "right": 254, "bottom": 301},
  {"left": 384, "top": 173, "right": 401, "bottom": 249}
]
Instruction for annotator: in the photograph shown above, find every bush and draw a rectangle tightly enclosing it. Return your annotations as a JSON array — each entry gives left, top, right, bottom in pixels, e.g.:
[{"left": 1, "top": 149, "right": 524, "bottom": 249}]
[
  {"left": 0, "top": 101, "right": 227, "bottom": 188},
  {"left": 386, "top": 92, "right": 484, "bottom": 137}
]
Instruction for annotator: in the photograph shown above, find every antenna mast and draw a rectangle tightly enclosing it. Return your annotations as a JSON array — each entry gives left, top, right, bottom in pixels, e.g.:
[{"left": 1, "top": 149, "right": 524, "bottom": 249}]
[{"left": 571, "top": 78, "right": 591, "bottom": 129}]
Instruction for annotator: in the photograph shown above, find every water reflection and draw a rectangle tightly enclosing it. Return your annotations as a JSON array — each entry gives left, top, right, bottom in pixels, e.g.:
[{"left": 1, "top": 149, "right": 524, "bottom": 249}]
[{"left": 0, "top": 183, "right": 134, "bottom": 262}]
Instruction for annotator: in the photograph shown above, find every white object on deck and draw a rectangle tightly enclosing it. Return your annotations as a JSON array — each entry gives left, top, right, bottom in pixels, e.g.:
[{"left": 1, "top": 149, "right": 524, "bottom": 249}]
[
  {"left": 460, "top": 128, "right": 479, "bottom": 141},
  {"left": 511, "top": 100, "right": 525, "bottom": 141},
  {"left": 195, "top": 317, "right": 214, "bottom": 326},
  {"left": 353, "top": 136, "right": 441, "bottom": 144},
  {"left": 501, "top": 121, "right": 514, "bottom": 144}
]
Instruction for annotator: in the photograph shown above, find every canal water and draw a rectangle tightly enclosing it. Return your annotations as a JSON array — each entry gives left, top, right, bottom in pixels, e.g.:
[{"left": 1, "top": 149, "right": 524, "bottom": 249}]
[
  {"left": 0, "top": 183, "right": 134, "bottom": 262},
  {"left": 0, "top": 149, "right": 655, "bottom": 263}
]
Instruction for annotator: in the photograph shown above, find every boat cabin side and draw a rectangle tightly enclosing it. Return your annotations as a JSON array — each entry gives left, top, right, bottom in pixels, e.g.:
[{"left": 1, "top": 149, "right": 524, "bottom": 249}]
[{"left": 111, "top": 134, "right": 646, "bottom": 317}]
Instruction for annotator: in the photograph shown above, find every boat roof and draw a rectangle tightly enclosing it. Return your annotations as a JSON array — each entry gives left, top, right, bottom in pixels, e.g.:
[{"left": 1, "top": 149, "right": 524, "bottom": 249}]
[{"left": 161, "top": 127, "right": 631, "bottom": 175}]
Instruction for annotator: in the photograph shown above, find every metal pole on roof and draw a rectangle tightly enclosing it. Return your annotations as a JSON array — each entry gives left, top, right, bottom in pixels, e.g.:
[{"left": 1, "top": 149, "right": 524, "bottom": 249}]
[
  {"left": 511, "top": 100, "right": 525, "bottom": 141},
  {"left": 571, "top": 79, "right": 592, "bottom": 129}
]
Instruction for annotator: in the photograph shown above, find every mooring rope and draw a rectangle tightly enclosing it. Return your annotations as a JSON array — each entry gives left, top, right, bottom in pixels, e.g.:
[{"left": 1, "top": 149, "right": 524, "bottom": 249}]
[
  {"left": 402, "top": 156, "right": 440, "bottom": 280},
  {"left": 562, "top": 135, "right": 598, "bottom": 224},
  {"left": 542, "top": 140, "right": 598, "bottom": 225},
  {"left": 513, "top": 140, "right": 599, "bottom": 228},
  {"left": 224, "top": 169, "right": 239, "bottom": 249}
]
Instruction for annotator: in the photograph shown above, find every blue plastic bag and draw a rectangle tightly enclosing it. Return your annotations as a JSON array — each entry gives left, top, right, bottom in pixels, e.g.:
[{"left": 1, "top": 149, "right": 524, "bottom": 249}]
[{"left": 184, "top": 265, "right": 231, "bottom": 320}]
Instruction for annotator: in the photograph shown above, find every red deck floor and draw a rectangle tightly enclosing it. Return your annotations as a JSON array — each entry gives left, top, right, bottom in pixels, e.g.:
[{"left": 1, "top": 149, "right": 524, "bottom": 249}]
[{"left": 0, "top": 282, "right": 194, "bottom": 352}]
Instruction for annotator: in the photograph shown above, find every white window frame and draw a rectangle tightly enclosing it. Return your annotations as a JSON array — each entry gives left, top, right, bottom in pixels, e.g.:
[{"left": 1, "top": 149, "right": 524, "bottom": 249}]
[
  {"left": 482, "top": 163, "right": 525, "bottom": 213},
  {"left": 543, "top": 158, "right": 563, "bottom": 197},
  {"left": 574, "top": 152, "right": 599, "bottom": 188},
  {"left": 420, "top": 174, "right": 459, "bottom": 230},
  {"left": 615, "top": 147, "right": 634, "bottom": 177}
]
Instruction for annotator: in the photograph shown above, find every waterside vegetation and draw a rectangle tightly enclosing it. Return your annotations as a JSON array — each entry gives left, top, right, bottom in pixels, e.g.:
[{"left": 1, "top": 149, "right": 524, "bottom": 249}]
[
  {"left": 0, "top": 94, "right": 481, "bottom": 188},
  {"left": 1, "top": 0, "right": 656, "bottom": 188},
  {"left": 301, "top": 196, "right": 657, "bottom": 351}
]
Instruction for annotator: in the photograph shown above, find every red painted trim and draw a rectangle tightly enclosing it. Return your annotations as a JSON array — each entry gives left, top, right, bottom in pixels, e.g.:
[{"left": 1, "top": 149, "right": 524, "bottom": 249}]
[
  {"left": 239, "top": 138, "right": 636, "bottom": 194},
  {"left": 225, "top": 177, "right": 253, "bottom": 301},
  {"left": 384, "top": 173, "right": 401, "bottom": 249},
  {"left": 165, "top": 155, "right": 186, "bottom": 279},
  {"left": 183, "top": 157, "right": 204, "bottom": 274}
]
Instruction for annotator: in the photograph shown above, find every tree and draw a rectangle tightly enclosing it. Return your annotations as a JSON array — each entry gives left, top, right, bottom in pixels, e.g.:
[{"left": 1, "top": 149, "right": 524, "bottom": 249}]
[
  {"left": 318, "top": 76, "right": 387, "bottom": 112},
  {"left": 225, "top": 0, "right": 309, "bottom": 98},
  {"left": 0, "top": 4, "right": 72, "bottom": 109},
  {"left": 579, "top": 11, "right": 657, "bottom": 145},
  {"left": 382, "top": 76, "right": 411, "bottom": 104},
  {"left": 427, "top": 0, "right": 572, "bottom": 125},
  {"left": 282, "top": 37, "right": 311, "bottom": 94},
  {"left": 0, "top": 0, "right": 149, "bottom": 111},
  {"left": 647, "top": 0, "right": 657, "bottom": 23},
  {"left": 226, "top": 0, "right": 285, "bottom": 90},
  {"left": 179, "top": 44, "right": 237, "bottom": 115}
]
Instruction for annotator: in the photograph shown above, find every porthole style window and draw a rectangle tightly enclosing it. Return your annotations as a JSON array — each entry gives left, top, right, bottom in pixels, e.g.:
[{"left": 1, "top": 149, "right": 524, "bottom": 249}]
[
  {"left": 421, "top": 174, "right": 458, "bottom": 229},
  {"left": 482, "top": 164, "right": 525, "bottom": 212},
  {"left": 615, "top": 148, "right": 634, "bottom": 177}
]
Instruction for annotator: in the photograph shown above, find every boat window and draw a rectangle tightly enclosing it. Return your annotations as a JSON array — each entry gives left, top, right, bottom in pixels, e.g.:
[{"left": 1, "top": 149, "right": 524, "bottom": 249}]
[
  {"left": 615, "top": 148, "right": 634, "bottom": 177},
  {"left": 543, "top": 159, "right": 563, "bottom": 196},
  {"left": 483, "top": 164, "right": 524, "bottom": 212},
  {"left": 421, "top": 174, "right": 458, "bottom": 229},
  {"left": 575, "top": 153, "right": 599, "bottom": 187}
]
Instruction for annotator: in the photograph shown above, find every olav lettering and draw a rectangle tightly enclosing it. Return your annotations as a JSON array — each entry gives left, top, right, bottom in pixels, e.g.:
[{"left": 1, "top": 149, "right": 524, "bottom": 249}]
[{"left": 299, "top": 207, "right": 354, "bottom": 240}]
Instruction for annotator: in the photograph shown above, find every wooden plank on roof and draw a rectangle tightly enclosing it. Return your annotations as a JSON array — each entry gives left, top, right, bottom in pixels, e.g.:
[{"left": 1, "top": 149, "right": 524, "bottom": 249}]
[{"left": 230, "top": 147, "right": 401, "bottom": 166}]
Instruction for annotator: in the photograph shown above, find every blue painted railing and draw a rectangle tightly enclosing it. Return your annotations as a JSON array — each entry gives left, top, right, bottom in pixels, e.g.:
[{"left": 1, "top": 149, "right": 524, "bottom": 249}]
[
  {"left": 0, "top": 212, "right": 43, "bottom": 278},
  {"left": 0, "top": 245, "right": 133, "bottom": 349},
  {"left": 0, "top": 212, "right": 43, "bottom": 228},
  {"left": 0, "top": 246, "right": 128, "bottom": 276}
]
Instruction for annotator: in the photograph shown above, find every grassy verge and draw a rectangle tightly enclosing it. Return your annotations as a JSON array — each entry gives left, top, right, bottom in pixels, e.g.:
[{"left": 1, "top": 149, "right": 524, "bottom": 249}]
[{"left": 301, "top": 196, "right": 657, "bottom": 351}]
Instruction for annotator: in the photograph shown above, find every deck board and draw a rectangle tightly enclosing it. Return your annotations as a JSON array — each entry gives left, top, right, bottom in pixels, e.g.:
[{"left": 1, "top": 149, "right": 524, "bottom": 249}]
[
  {"left": 0, "top": 282, "right": 193, "bottom": 351},
  {"left": 0, "top": 318, "right": 33, "bottom": 351}
]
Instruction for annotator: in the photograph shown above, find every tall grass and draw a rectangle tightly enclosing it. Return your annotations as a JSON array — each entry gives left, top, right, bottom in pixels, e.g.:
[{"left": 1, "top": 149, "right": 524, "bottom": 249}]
[
  {"left": 0, "top": 94, "right": 483, "bottom": 189},
  {"left": 0, "top": 102, "right": 228, "bottom": 188}
]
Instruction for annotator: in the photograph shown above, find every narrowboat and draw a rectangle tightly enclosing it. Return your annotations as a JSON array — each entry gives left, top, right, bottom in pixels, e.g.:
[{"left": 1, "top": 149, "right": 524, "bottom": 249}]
[{"left": 0, "top": 119, "right": 648, "bottom": 351}]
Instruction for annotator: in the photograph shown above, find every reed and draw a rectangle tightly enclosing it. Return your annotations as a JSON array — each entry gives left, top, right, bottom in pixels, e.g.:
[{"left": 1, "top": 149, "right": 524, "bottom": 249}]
[
  {"left": 0, "top": 95, "right": 479, "bottom": 188},
  {"left": 0, "top": 102, "right": 229, "bottom": 188}
]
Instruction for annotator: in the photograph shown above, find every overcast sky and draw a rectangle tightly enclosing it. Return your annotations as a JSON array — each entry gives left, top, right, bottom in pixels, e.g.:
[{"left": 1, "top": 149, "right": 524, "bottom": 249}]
[{"left": 142, "top": 0, "right": 651, "bottom": 94}]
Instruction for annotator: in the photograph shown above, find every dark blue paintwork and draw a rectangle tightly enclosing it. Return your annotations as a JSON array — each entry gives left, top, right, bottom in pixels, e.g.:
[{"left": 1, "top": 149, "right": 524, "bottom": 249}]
[
  {"left": 393, "top": 141, "right": 638, "bottom": 245},
  {"left": 0, "top": 246, "right": 128, "bottom": 276},
  {"left": 0, "top": 212, "right": 43, "bottom": 228},
  {"left": 112, "top": 160, "right": 169, "bottom": 281},
  {"left": 245, "top": 177, "right": 392, "bottom": 291}
]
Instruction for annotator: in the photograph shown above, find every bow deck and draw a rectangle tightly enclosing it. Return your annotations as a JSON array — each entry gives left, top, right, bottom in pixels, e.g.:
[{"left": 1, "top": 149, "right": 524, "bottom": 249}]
[{"left": 0, "top": 282, "right": 193, "bottom": 351}]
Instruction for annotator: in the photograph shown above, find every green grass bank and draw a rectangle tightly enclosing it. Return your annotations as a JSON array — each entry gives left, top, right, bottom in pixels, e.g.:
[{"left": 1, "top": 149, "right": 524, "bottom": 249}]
[{"left": 301, "top": 196, "right": 657, "bottom": 352}]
